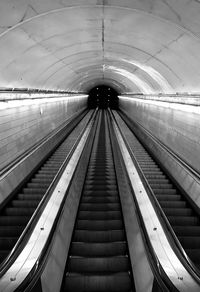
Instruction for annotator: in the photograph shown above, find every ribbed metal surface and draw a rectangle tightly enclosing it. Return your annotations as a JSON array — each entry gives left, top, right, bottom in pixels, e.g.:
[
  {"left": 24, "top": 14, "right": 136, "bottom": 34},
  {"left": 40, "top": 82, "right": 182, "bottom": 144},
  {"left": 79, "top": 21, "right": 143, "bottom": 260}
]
[
  {"left": 0, "top": 114, "right": 90, "bottom": 263},
  {"left": 63, "top": 111, "right": 133, "bottom": 292}
]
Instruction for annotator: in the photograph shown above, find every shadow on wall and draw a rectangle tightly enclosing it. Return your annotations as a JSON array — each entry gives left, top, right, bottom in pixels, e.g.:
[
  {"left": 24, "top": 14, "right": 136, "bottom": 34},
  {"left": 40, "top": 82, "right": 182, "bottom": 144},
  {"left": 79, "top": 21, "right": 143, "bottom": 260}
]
[{"left": 87, "top": 85, "right": 119, "bottom": 109}]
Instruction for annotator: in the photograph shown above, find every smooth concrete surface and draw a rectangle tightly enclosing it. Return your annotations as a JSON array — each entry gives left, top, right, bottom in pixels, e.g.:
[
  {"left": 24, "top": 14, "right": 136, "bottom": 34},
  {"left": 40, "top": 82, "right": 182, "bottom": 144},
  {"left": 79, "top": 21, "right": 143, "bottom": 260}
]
[
  {"left": 119, "top": 97, "right": 200, "bottom": 174},
  {"left": 0, "top": 1, "right": 200, "bottom": 93},
  {"left": 0, "top": 104, "right": 88, "bottom": 207},
  {"left": 0, "top": 95, "right": 87, "bottom": 170},
  {"left": 119, "top": 97, "right": 200, "bottom": 210}
]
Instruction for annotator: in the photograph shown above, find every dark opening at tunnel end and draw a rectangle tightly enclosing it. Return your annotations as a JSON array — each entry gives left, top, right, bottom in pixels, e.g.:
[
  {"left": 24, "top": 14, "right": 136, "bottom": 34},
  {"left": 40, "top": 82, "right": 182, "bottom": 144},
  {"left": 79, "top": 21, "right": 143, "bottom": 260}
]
[{"left": 87, "top": 85, "right": 119, "bottom": 109}]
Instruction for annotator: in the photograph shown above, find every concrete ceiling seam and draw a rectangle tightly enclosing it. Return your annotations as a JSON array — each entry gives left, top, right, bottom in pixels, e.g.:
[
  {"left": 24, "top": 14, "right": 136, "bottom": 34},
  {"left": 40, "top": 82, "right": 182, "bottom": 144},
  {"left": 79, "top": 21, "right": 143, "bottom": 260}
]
[
  {"left": 34, "top": 50, "right": 170, "bottom": 93},
  {"left": 0, "top": 3, "right": 200, "bottom": 93}
]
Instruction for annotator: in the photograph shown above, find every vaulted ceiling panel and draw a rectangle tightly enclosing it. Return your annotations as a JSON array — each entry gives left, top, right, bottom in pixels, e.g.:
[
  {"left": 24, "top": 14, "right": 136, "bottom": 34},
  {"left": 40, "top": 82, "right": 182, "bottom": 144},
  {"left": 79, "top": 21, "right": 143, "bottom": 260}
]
[{"left": 0, "top": 1, "right": 200, "bottom": 93}]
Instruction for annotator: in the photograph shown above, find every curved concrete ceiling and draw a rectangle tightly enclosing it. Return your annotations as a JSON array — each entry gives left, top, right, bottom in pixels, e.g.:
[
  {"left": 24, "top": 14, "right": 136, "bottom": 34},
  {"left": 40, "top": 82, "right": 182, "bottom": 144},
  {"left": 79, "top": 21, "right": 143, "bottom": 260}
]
[{"left": 0, "top": 0, "right": 200, "bottom": 93}]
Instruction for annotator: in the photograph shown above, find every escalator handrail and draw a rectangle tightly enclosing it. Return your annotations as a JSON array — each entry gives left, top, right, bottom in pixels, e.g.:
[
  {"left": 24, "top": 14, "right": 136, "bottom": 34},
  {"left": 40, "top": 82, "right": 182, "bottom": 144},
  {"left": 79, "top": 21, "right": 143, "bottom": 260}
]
[
  {"left": 108, "top": 109, "right": 178, "bottom": 292},
  {"left": 0, "top": 109, "right": 96, "bottom": 279},
  {"left": 115, "top": 110, "right": 200, "bottom": 284}
]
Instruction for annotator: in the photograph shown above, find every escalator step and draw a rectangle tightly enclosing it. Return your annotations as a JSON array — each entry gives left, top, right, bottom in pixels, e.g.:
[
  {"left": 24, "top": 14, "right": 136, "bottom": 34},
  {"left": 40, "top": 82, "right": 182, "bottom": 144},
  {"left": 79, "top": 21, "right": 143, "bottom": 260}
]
[
  {"left": 185, "top": 249, "right": 200, "bottom": 264},
  {"left": 68, "top": 256, "right": 130, "bottom": 273},
  {"left": 70, "top": 242, "right": 127, "bottom": 257},
  {"left": 43, "top": 163, "right": 61, "bottom": 167},
  {"left": 168, "top": 216, "right": 199, "bottom": 226},
  {"left": 0, "top": 226, "right": 24, "bottom": 236},
  {"left": 64, "top": 272, "right": 132, "bottom": 292},
  {"left": 153, "top": 189, "right": 177, "bottom": 195},
  {"left": 27, "top": 182, "right": 50, "bottom": 188},
  {"left": 34, "top": 174, "right": 55, "bottom": 178},
  {"left": 145, "top": 174, "right": 166, "bottom": 179},
  {"left": 31, "top": 178, "right": 53, "bottom": 183},
  {"left": 22, "top": 188, "right": 47, "bottom": 194},
  {"left": 80, "top": 203, "right": 120, "bottom": 211},
  {"left": 139, "top": 162, "right": 157, "bottom": 165},
  {"left": 179, "top": 237, "right": 200, "bottom": 249},
  {"left": 82, "top": 197, "right": 119, "bottom": 203},
  {"left": 84, "top": 182, "right": 116, "bottom": 187},
  {"left": 78, "top": 211, "right": 121, "bottom": 220},
  {"left": 159, "top": 201, "right": 186, "bottom": 208},
  {"left": 0, "top": 216, "right": 29, "bottom": 225},
  {"left": 140, "top": 166, "right": 160, "bottom": 170},
  {"left": 84, "top": 191, "right": 118, "bottom": 196},
  {"left": 148, "top": 179, "right": 169, "bottom": 183},
  {"left": 173, "top": 226, "right": 200, "bottom": 236},
  {"left": 4, "top": 207, "right": 35, "bottom": 216},
  {"left": 0, "top": 251, "right": 10, "bottom": 262},
  {"left": 11, "top": 200, "right": 39, "bottom": 208},
  {"left": 149, "top": 183, "right": 174, "bottom": 189},
  {"left": 87, "top": 173, "right": 115, "bottom": 177},
  {"left": 74, "top": 230, "right": 125, "bottom": 242},
  {"left": 163, "top": 208, "right": 193, "bottom": 216},
  {"left": 88, "top": 167, "right": 115, "bottom": 171},
  {"left": 84, "top": 185, "right": 117, "bottom": 191},
  {"left": 85, "top": 177, "right": 116, "bottom": 184},
  {"left": 0, "top": 237, "right": 18, "bottom": 249},
  {"left": 76, "top": 220, "right": 123, "bottom": 231},
  {"left": 87, "top": 171, "right": 115, "bottom": 175},
  {"left": 156, "top": 195, "right": 182, "bottom": 201},
  {"left": 142, "top": 171, "right": 162, "bottom": 174},
  {"left": 38, "top": 170, "right": 58, "bottom": 175},
  {"left": 17, "top": 193, "right": 43, "bottom": 200},
  {"left": 41, "top": 166, "right": 59, "bottom": 170}
]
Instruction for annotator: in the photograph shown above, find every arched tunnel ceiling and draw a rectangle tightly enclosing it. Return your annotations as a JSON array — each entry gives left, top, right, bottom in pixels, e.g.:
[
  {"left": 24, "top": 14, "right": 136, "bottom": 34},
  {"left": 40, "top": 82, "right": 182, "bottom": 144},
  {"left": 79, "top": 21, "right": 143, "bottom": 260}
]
[{"left": 1, "top": 0, "right": 200, "bottom": 93}]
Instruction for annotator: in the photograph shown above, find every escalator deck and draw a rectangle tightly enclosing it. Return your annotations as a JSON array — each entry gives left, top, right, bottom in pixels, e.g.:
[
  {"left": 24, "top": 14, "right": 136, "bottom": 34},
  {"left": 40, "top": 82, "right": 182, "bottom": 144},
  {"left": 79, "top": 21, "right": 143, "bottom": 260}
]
[
  {"left": 116, "top": 111, "right": 200, "bottom": 270},
  {"left": 0, "top": 112, "right": 90, "bottom": 263},
  {"left": 63, "top": 111, "right": 134, "bottom": 292}
]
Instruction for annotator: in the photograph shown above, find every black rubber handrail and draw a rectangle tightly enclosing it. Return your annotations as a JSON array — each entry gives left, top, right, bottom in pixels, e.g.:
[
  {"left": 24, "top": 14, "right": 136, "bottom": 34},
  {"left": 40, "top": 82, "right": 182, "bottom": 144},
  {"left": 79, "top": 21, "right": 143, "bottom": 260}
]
[
  {"left": 116, "top": 110, "right": 200, "bottom": 284},
  {"left": 108, "top": 109, "right": 176, "bottom": 292},
  {"left": 0, "top": 109, "right": 96, "bottom": 279},
  {"left": 16, "top": 109, "right": 99, "bottom": 292}
]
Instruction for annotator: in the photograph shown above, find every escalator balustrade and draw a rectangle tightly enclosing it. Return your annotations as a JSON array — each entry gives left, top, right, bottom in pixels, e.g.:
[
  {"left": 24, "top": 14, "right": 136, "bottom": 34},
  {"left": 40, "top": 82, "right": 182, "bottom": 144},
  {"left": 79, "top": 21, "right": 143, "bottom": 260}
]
[
  {"left": 118, "top": 112, "right": 200, "bottom": 270},
  {"left": 0, "top": 113, "right": 90, "bottom": 263}
]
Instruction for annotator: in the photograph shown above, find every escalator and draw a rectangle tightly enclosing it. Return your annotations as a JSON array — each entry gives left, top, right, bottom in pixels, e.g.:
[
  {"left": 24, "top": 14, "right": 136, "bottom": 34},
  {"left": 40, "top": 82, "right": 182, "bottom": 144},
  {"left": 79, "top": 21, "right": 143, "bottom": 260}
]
[
  {"left": 62, "top": 110, "right": 134, "bottom": 292},
  {"left": 115, "top": 111, "right": 200, "bottom": 270},
  {"left": 0, "top": 111, "right": 92, "bottom": 263}
]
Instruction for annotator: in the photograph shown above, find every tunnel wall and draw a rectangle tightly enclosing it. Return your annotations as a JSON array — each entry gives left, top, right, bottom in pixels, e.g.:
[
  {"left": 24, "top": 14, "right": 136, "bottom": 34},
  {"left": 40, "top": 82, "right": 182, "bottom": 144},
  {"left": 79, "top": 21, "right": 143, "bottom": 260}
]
[
  {"left": 119, "top": 97, "right": 200, "bottom": 209},
  {"left": 0, "top": 95, "right": 87, "bottom": 171},
  {"left": 119, "top": 97, "right": 200, "bottom": 173}
]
